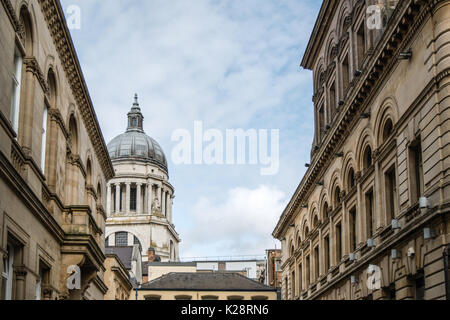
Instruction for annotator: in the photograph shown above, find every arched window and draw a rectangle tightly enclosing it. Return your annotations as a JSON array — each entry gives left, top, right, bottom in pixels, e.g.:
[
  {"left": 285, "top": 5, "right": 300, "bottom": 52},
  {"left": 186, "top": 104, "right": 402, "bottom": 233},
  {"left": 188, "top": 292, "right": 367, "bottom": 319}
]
[
  {"left": 363, "top": 146, "right": 373, "bottom": 169},
  {"left": 382, "top": 118, "right": 393, "bottom": 144},
  {"left": 297, "top": 234, "right": 302, "bottom": 247},
  {"left": 304, "top": 226, "right": 310, "bottom": 238},
  {"left": 290, "top": 243, "right": 295, "bottom": 257},
  {"left": 11, "top": 7, "right": 32, "bottom": 136},
  {"left": 69, "top": 115, "right": 78, "bottom": 154},
  {"left": 323, "top": 202, "right": 329, "bottom": 219},
  {"left": 348, "top": 167, "right": 356, "bottom": 190},
  {"left": 96, "top": 183, "right": 102, "bottom": 205},
  {"left": 86, "top": 159, "right": 92, "bottom": 186},
  {"left": 313, "top": 215, "right": 319, "bottom": 229},
  {"left": 334, "top": 186, "right": 342, "bottom": 208}
]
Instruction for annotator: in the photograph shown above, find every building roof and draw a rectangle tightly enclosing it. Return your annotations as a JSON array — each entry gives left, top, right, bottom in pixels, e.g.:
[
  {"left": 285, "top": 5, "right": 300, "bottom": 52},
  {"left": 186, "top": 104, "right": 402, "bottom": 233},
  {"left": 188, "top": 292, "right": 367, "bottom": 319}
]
[
  {"left": 105, "top": 246, "right": 134, "bottom": 270},
  {"left": 107, "top": 95, "right": 168, "bottom": 172},
  {"left": 140, "top": 272, "right": 276, "bottom": 292}
]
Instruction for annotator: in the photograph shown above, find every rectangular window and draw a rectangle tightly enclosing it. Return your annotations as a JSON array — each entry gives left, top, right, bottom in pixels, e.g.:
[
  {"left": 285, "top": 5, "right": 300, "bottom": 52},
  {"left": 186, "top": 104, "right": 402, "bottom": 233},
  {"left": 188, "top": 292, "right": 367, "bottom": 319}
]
[
  {"left": 11, "top": 48, "right": 23, "bottom": 134},
  {"left": 365, "top": 189, "right": 374, "bottom": 238},
  {"left": 357, "top": 22, "right": 366, "bottom": 68},
  {"left": 115, "top": 232, "right": 128, "bottom": 246},
  {"left": 314, "top": 246, "right": 320, "bottom": 281},
  {"left": 298, "top": 264, "right": 302, "bottom": 292},
  {"left": 275, "top": 259, "right": 281, "bottom": 272},
  {"left": 329, "top": 81, "right": 336, "bottom": 119},
  {"left": 36, "top": 262, "right": 50, "bottom": 300},
  {"left": 291, "top": 271, "right": 295, "bottom": 298},
  {"left": 324, "top": 235, "right": 330, "bottom": 272},
  {"left": 409, "top": 138, "right": 424, "bottom": 204},
  {"left": 414, "top": 274, "right": 425, "bottom": 300},
  {"left": 2, "top": 244, "right": 15, "bottom": 300},
  {"left": 130, "top": 186, "right": 137, "bottom": 211},
  {"left": 41, "top": 107, "right": 48, "bottom": 174},
  {"left": 342, "top": 54, "right": 350, "bottom": 91},
  {"left": 336, "top": 223, "right": 342, "bottom": 263},
  {"left": 305, "top": 256, "right": 310, "bottom": 288},
  {"left": 385, "top": 167, "right": 397, "bottom": 221},
  {"left": 350, "top": 207, "right": 357, "bottom": 252},
  {"left": 318, "top": 103, "right": 325, "bottom": 141}
]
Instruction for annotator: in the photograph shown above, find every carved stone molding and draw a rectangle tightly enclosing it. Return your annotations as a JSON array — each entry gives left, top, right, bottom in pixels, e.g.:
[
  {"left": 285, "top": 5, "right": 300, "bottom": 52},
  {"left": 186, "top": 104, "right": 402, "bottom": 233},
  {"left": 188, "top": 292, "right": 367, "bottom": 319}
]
[
  {"left": 1, "top": 0, "right": 20, "bottom": 32},
  {"left": 37, "top": 0, "right": 114, "bottom": 180},
  {"left": 23, "top": 56, "right": 49, "bottom": 95}
]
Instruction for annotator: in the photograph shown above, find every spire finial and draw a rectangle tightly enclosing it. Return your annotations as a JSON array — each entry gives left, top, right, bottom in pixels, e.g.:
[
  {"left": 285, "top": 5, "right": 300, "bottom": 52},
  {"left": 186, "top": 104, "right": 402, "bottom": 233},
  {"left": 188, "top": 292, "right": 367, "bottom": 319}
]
[{"left": 134, "top": 93, "right": 139, "bottom": 106}]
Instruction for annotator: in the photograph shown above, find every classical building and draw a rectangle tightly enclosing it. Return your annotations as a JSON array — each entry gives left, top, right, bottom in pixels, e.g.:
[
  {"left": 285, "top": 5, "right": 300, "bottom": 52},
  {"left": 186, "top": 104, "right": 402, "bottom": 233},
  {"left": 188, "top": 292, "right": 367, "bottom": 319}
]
[
  {"left": 0, "top": 0, "right": 114, "bottom": 299},
  {"left": 135, "top": 272, "right": 278, "bottom": 300},
  {"left": 273, "top": 0, "right": 450, "bottom": 300},
  {"left": 105, "top": 95, "right": 180, "bottom": 263},
  {"left": 265, "top": 249, "right": 282, "bottom": 290}
]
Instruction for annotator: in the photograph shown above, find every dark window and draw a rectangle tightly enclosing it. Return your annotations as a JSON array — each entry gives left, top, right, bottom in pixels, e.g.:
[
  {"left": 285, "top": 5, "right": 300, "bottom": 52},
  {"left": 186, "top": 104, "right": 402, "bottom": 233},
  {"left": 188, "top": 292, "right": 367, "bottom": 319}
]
[
  {"left": 324, "top": 235, "right": 330, "bottom": 272},
  {"left": 348, "top": 168, "right": 356, "bottom": 190},
  {"left": 366, "top": 189, "right": 374, "bottom": 238},
  {"left": 409, "top": 138, "right": 424, "bottom": 204},
  {"left": 329, "top": 81, "right": 336, "bottom": 119},
  {"left": 342, "top": 54, "right": 350, "bottom": 91},
  {"left": 363, "top": 146, "right": 373, "bottom": 170},
  {"left": 324, "top": 202, "right": 329, "bottom": 219},
  {"left": 314, "top": 247, "right": 320, "bottom": 281},
  {"left": 356, "top": 22, "right": 366, "bottom": 68},
  {"left": 336, "top": 223, "right": 342, "bottom": 263},
  {"left": 414, "top": 274, "right": 425, "bottom": 300},
  {"left": 350, "top": 207, "right": 357, "bottom": 252},
  {"left": 115, "top": 232, "right": 128, "bottom": 246},
  {"left": 318, "top": 104, "right": 325, "bottom": 141},
  {"left": 385, "top": 167, "right": 397, "bottom": 222},
  {"left": 298, "top": 264, "right": 303, "bottom": 292},
  {"left": 305, "top": 256, "right": 310, "bottom": 288},
  {"left": 291, "top": 271, "right": 296, "bottom": 297},
  {"left": 334, "top": 187, "right": 341, "bottom": 208},
  {"left": 382, "top": 118, "right": 393, "bottom": 143},
  {"left": 130, "top": 186, "right": 137, "bottom": 211},
  {"left": 388, "top": 284, "right": 396, "bottom": 300}
]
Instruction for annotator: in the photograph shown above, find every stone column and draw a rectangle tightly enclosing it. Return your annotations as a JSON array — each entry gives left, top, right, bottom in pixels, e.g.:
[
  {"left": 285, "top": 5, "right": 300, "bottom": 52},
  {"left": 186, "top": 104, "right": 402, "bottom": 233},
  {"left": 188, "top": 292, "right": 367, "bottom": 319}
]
[
  {"left": 125, "top": 182, "right": 131, "bottom": 215},
  {"left": 136, "top": 183, "right": 142, "bottom": 215},
  {"left": 168, "top": 194, "right": 173, "bottom": 222},
  {"left": 115, "top": 184, "right": 120, "bottom": 213},
  {"left": 106, "top": 184, "right": 111, "bottom": 216}
]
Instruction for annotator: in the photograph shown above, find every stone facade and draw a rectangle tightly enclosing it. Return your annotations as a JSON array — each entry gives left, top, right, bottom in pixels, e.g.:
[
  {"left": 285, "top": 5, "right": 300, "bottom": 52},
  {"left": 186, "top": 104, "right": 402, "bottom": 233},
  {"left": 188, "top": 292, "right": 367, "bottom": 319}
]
[
  {"left": 273, "top": 0, "right": 450, "bottom": 300},
  {"left": 104, "top": 254, "right": 133, "bottom": 300},
  {"left": 0, "top": 0, "right": 114, "bottom": 299},
  {"left": 105, "top": 96, "right": 180, "bottom": 263}
]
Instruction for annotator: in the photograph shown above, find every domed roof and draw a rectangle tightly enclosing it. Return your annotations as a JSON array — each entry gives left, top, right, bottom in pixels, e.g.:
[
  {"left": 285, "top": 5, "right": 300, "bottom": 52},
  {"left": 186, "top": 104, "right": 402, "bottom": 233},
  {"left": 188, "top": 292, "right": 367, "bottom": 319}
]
[{"left": 107, "top": 95, "right": 168, "bottom": 172}]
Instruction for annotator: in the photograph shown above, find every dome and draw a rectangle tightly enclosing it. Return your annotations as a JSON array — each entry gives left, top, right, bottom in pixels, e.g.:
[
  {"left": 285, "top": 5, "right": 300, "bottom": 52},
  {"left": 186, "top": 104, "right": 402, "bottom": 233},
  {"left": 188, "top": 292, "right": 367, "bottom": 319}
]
[{"left": 107, "top": 95, "right": 168, "bottom": 172}]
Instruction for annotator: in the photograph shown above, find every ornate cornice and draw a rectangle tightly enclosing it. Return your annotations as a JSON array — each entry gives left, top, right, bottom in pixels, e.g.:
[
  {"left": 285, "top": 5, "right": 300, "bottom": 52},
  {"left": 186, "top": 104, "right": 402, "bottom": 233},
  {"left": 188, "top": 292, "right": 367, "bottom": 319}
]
[
  {"left": 1, "top": 0, "right": 20, "bottom": 32},
  {"left": 48, "top": 108, "right": 69, "bottom": 139},
  {"left": 274, "top": 0, "right": 436, "bottom": 239},
  {"left": 37, "top": 0, "right": 114, "bottom": 180}
]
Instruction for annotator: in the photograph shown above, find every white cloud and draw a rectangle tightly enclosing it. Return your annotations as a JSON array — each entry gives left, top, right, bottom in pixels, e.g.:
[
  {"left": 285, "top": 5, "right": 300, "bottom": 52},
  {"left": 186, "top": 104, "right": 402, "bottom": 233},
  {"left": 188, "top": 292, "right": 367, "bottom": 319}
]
[{"left": 180, "top": 185, "right": 285, "bottom": 258}]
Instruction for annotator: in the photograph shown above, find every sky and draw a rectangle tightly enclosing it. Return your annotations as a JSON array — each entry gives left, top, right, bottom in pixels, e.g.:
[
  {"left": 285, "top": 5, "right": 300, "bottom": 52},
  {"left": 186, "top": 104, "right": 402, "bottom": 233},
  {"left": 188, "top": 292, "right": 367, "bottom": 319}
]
[{"left": 60, "top": 0, "right": 322, "bottom": 259}]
